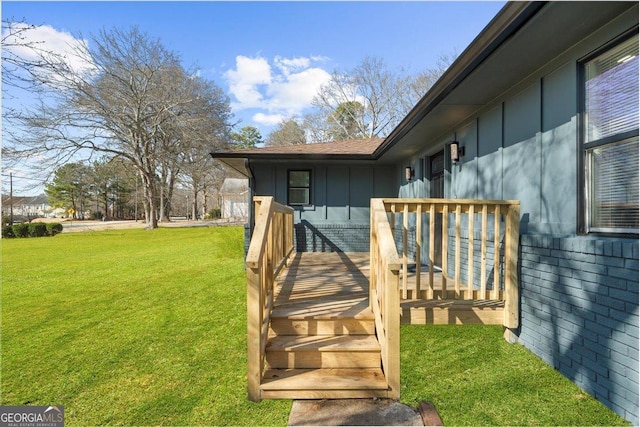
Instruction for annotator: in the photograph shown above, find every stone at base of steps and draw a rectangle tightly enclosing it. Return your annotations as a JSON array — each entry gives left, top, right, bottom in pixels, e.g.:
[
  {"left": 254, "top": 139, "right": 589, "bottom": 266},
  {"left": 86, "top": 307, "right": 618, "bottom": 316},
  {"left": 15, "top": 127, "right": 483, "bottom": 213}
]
[{"left": 288, "top": 399, "right": 433, "bottom": 426}]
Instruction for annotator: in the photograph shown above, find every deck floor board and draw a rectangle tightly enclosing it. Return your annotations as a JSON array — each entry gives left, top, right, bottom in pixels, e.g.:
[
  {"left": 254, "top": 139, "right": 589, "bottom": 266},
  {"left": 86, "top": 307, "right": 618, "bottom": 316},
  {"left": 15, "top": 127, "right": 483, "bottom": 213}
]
[{"left": 273, "top": 252, "right": 504, "bottom": 325}]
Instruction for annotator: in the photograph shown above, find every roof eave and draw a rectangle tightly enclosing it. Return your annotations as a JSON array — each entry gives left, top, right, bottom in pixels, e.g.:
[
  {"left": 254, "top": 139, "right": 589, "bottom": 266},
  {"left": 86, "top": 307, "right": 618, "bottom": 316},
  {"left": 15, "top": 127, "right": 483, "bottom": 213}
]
[
  {"left": 210, "top": 152, "right": 376, "bottom": 161},
  {"left": 373, "top": 1, "right": 545, "bottom": 159}
]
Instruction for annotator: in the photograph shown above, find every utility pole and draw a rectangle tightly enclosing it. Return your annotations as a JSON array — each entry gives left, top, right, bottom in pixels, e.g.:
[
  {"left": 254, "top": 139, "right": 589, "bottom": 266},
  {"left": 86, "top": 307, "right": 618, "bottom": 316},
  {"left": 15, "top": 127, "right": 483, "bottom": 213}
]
[{"left": 9, "top": 172, "right": 14, "bottom": 225}]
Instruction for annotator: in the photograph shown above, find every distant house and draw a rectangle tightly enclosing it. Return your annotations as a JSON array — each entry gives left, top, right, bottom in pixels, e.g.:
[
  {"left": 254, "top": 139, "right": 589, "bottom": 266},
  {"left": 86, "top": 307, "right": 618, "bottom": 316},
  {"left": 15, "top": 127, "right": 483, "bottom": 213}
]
[
  {"left": 213, "top": 2, "right": 639, "bottom": 423},
  {"left": 220, "top": 178, "right": 249, "bottom": 220},
  {"left": 1, "top": 194, "right": 56, "bottom": 221}
]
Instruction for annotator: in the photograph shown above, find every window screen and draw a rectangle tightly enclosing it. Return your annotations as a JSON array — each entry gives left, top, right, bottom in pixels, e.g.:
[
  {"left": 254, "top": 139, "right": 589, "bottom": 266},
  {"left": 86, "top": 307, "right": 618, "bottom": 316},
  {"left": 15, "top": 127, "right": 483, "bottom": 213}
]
[
  {"left": 585, "top": 36, "right": 639, "bottom": 142},
  {"left": 589, "top": 138, "right": 639, "bottom": 230},
  {"left": 583, "top": 33, "right": 639, "bottom": 233}
]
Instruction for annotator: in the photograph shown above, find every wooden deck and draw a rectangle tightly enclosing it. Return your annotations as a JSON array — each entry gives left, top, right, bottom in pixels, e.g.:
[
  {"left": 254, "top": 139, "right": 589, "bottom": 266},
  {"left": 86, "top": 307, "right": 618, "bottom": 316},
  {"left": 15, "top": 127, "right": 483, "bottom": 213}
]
[
  {"left": 274, "top": 252, "right": 504, "bottom": 327},
  {"left": 247, "top": 196, "right": 518, "bottom": 401},
  {"left": 259, "top": 251, "right": 505, "bottom": 399}
]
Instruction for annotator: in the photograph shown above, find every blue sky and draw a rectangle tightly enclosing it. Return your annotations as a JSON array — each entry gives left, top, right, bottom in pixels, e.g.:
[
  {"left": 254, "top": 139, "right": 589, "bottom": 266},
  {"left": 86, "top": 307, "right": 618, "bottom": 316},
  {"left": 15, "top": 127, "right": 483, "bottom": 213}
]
[{"left": 2, "top": 1, "right": 505, "bottom": 194}]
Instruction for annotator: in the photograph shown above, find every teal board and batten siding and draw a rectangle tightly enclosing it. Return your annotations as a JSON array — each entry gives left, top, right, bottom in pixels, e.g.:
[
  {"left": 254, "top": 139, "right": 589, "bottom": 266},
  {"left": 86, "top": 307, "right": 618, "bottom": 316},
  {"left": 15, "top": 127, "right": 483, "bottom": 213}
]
[
  {"left": 395, "top": 9, "right": 639, "bottom": 424},
  {"left": 249, "top": 163, "right": 398, "bottom": 253}
]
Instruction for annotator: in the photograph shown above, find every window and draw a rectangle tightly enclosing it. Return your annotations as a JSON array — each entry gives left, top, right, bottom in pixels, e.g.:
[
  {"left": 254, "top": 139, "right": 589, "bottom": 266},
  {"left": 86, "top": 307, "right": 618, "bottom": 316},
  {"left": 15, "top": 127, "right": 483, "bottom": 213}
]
[
  {"left": 288, "top": 170, "right": 311, "bottom": 206},
  {"left": 429, "top": 151, "right": 445, "bottom": 199},
  {"left": 581, "top": 31, "right": 639, "bottom": 234}
]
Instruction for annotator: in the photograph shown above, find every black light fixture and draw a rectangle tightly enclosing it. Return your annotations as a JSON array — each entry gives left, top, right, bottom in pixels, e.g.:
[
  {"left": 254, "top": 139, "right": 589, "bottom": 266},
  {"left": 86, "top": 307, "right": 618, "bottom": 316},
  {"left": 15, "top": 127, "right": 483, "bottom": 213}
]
[
  {"left": 405, "top": 166, "right": 414, "bottom": 181},
  {"left": 450, "top": 141, "right": 465, "bottom": 163}
]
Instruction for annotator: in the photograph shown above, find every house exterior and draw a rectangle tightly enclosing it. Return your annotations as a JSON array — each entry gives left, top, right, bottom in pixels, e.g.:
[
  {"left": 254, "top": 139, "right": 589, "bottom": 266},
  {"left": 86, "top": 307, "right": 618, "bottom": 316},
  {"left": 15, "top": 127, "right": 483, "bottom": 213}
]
[
  {"left": 213, "top": 1, "right": 639, "bottom": 423},
  {"left": 219, "top": 178, "right": 249, "bottom": 220},
  {"left": 1, "top": 194, "right": 57, "bottom": 221}
]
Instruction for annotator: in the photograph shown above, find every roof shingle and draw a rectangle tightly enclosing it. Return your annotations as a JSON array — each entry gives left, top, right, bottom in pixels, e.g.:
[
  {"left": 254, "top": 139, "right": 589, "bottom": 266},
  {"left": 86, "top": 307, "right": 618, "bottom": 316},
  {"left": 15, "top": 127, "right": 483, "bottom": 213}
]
[{"left": 212, "top": 138, "right": 384, "bottom": 159}]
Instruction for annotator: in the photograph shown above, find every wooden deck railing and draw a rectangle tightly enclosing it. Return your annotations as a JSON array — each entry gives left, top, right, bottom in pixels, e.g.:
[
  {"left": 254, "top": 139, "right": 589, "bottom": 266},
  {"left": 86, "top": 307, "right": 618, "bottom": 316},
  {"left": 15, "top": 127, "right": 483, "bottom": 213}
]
[
  {"left": 370, "top": 198, "right": 401, "bottom": 399},
  {"left": 245, "top": 196, "right": 295, "bottom": 401},
  {"left": 380, "top": 198, "right": 520, "bottom": 329}
]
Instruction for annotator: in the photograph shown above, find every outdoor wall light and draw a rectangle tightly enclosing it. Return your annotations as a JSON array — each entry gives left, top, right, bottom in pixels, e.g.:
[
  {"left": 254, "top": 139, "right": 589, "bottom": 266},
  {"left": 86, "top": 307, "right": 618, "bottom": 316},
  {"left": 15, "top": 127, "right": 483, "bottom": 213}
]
[
  {"left": 450, "top": 141, "right": 465, "bottom": 163},
  {"left": 405, "top": 166, "right": 414, "bottom": 181}
]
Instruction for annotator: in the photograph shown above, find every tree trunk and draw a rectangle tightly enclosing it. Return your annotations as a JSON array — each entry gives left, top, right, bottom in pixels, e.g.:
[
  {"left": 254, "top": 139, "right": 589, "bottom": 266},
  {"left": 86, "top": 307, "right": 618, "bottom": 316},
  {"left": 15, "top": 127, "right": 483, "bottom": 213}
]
[
  {"left": 141, "top": 170, "right": 158, "bottom": 229},
  {"left": 192, "top": 187, "right": 198, "bottom": 221},
  {"left": 159, "top": 181, "right": 167, "bottom": 222},
  {"left": 146, "top": 186, "right": 158, "bottom": 228},
  {"left": 167, "top": 172, "right": 177, "bottom": 219},
  {"left": 203, "top": 190, "right": 208, "bottom": 219}
]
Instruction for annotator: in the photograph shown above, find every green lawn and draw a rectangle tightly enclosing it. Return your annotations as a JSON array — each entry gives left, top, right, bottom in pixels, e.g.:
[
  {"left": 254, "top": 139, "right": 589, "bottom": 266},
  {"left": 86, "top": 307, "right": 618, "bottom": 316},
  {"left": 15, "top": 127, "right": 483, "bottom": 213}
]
[
  {"left": 2, "top": 227, "right": 629, "bottom": 426},
  {"left": 2, "top": 227, "right": 291, "bottom": 426}
]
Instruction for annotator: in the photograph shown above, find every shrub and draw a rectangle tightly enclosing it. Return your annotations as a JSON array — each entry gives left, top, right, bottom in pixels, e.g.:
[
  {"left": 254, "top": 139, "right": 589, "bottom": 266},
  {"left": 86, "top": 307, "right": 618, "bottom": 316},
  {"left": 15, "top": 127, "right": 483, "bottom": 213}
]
[
  {"left": 46, "top": 223, "right": 63, "bottom": 236},
  {"left": 206, "top": 207, "right": 222, "bottom": 219},
  {"left": 28, "top": 222, "right": 48, "bottom": 237},
  {"left": 12, "top": 223, "right": 29, "bottom": 238},
  {"left": 2, "top": 225, "right": 15, "bottom": 238}
]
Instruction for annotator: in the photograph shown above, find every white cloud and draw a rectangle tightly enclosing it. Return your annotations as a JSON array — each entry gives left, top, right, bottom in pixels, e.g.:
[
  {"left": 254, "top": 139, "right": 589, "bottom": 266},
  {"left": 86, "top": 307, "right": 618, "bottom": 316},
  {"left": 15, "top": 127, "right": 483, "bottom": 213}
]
[
  {"left": 274, "top": 56, "right": 310, "bottom": 75},
  {"left": 2, "top": 23, "right": 96, "bottom": 78},
  {"left": 224, "top": 56, "right": 272, "bottom": 109},
  {"left": 252, "top": 112, "right": 285, "bottom": 126},
  {"left": 224, "top": 54, "right": 331, "bottom": 126},
  {"left": 267, "top": 67, "right": 332, "bottom": 114}
]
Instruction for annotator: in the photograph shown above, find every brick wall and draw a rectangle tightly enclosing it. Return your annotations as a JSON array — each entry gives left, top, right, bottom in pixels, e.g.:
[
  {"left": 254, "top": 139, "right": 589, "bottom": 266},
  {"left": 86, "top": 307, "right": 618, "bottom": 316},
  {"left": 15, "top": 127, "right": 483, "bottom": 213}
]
[
  {"left": 518, "top": 235, "right": 639, "bottom": 424},
  {"left": 294, "top": 222, "right": 370, "bottom": 253},
  {"left": 245, "top": 222, "right": 370, "bottom": 254}
]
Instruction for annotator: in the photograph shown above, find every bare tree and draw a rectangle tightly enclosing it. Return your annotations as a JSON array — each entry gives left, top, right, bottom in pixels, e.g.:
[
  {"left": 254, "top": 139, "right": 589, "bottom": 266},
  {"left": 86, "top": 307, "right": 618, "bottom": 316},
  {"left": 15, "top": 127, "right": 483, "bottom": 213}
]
[
  {"left": 5, "top": 25, "right": 232, "bottom": 228},
  {"left": 309, "top": 54, "right": 457, "bottom": 141},
  {"left": 312, "top": 57, "right": 402, "bottom": 139},
  {"left": 172, "top": 74, "right": 232, "bottom": 220},
  {"left": 400, "top": 52, "right": 457, "bottom": 113},
  {"left": 266, "top": 118, "right": 306, "bottom": 146}
]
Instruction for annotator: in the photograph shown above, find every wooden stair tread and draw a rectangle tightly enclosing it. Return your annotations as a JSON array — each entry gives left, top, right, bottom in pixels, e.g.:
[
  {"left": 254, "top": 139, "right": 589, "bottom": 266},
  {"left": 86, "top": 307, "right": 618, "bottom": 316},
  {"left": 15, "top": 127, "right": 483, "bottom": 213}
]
[
  {"left": 271, "top": 298, "right": 373, "bottom": 319},
  {"left": 267, "top": 335, "right": 380, "bottom": 352},
  {"left": 269, "top": 317, "right": 375, "bottom": 336},
  {"left": 261, "top": 368, "right": 387, "bottom": 391}
]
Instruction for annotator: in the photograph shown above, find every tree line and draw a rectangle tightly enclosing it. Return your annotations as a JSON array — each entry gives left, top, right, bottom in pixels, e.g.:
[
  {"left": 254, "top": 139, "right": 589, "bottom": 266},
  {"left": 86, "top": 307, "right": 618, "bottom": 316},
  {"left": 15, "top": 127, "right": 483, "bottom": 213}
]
[
  {"left": 3, "top": 23, "right": 232, "bottom": 227},
  {"left": 3, "top": 19, "right": 453, "bottom": 227}
]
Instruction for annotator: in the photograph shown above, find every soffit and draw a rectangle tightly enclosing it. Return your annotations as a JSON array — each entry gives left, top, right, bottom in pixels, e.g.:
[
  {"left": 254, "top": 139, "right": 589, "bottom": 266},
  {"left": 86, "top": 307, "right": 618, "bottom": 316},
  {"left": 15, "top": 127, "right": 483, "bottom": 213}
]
[{"left": 379, "top": 1, "right": 636, "bottom": 163}]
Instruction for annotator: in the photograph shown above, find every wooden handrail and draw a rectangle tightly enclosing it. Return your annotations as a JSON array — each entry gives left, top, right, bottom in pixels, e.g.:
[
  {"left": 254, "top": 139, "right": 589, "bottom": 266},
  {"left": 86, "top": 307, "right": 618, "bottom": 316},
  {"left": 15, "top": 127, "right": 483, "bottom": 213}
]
[
  {"left": 370, "top": 198, "right": 401, "bottom": 399},
  {"left": 246, "top": 196, "right": 294, "bottom": 401},
  {"left": 377, "top": 198, "right": 520, "bottom": 328}
]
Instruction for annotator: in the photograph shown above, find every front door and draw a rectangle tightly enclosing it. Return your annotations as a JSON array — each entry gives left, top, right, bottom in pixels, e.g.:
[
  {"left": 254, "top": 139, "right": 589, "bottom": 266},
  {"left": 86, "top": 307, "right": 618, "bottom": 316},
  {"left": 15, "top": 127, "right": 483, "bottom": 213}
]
[{"left": 429, "top": 151, "right": 445, "bottom": 267}]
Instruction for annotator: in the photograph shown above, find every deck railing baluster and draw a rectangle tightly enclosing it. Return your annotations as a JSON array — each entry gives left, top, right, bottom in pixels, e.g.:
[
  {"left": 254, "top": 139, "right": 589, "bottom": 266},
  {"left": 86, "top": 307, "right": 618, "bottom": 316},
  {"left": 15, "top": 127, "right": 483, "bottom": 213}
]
[
  {"left": 376, "top": 198, "right": 520, "bottom": 322},
  {"left": 370, "top": 199, "right": 401, "bottom": 399},
  {"left": 480, "top": 205, "right": 488, "bottom": 299},
  {"left": 245, "top": 196, "right": 295, "bottom": 402}
]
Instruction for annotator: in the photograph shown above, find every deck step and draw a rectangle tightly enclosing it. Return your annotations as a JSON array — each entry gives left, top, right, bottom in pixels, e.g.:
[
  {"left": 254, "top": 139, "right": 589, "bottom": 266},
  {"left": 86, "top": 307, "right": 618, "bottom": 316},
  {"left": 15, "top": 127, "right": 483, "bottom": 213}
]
[
  {"left": 266, "top": 335, "right": 380, "bottom": 369},
  {"left": 271, "top": 296, "right": 373, "bottom": 319},
  {"left": 261, "top": 368, "right": 389, "bottom": 399},
  {"left": 269, "top": 317, "right": 375, "bottom": 335}
]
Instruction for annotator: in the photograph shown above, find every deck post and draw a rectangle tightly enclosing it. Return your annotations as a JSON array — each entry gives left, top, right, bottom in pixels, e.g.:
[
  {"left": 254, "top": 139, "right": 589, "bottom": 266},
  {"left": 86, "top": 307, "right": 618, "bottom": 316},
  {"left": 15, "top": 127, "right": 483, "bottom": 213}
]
[
  {"left": 247, "top": 266, "right": 262, "bottom": 401},
  {"left": 385, "top": 265, "right": 400, "bottom": 399},
  {"left": 503, "top": 203, "right": 520, "bottom": 329}
]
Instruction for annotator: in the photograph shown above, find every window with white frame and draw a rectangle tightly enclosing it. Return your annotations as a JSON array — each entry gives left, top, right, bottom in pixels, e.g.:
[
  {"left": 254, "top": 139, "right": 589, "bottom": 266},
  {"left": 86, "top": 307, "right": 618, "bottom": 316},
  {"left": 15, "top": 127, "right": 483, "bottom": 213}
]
[{"left": 582, "top": 32, "right": 639, "bottom": 234}]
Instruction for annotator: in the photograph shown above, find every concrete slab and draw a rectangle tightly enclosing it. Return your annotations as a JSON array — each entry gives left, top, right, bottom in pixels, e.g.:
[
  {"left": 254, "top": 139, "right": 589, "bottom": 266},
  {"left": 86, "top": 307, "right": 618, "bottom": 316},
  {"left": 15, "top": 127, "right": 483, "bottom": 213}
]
[{"left": 287, "top": 399, "right": 424, "bottom": 426}]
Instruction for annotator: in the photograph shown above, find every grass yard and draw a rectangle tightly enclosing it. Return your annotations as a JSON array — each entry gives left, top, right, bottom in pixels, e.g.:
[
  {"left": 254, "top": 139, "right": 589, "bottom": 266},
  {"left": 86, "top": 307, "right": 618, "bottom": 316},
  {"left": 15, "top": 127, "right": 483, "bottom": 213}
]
[
  {"left": 2, "top": 227, "right": 629, "bottom": 426},
  {"left": 2, "top": 227, "right": 291, "bottom": 425},
  {"left": 400, "top": 325, "right": 629, "bottom": 426}
]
